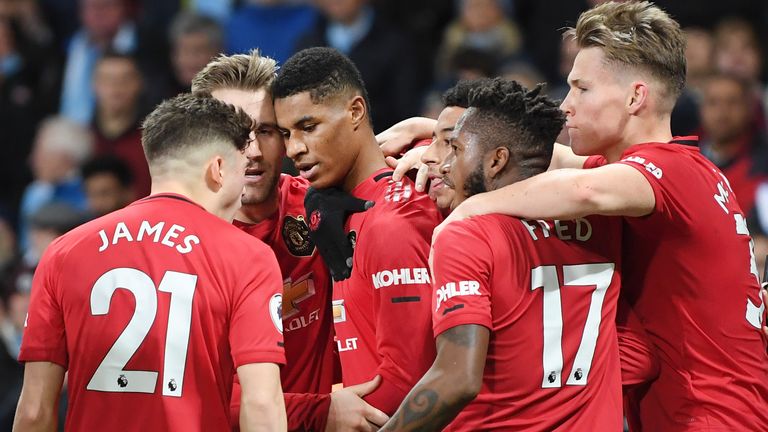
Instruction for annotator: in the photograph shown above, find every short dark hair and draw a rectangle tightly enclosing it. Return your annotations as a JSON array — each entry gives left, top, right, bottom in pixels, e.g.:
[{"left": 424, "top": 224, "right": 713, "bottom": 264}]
[
  {"left": 272, "top": 47, "right": 372, "bottom": 124},
  {"left": 141, "top": 93, "right": 253, "bottom": 165},
  {"left": 462, "top": 77, "right": 565, "bottom": 180},
  {"left": 97, "top": 50, "right": 139, "bottom": 67},
  {"left": 81, "top": 155, "right": 134, "bottom": 187},
  {"left": 442, "top": 78, "right": 494, "bottom": 109}
]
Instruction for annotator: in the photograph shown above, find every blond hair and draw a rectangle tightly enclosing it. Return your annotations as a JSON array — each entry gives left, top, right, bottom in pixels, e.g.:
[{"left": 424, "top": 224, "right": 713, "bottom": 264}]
[
  {"left": 191, "top": 49, "right": 278, "bottom": 95},
  {"left": 565, "top": 1, "right": 686, "bottom": 110}
]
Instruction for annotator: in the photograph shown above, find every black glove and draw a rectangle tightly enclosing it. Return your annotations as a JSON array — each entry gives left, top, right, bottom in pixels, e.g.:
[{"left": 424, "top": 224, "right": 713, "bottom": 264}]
[{"left": 304, "top": 187, "right": 374, "bottom": 281}]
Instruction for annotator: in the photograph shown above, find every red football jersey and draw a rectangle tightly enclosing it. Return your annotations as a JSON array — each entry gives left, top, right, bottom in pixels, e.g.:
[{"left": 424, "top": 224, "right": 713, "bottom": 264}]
[
  {"left": 19, "top": 194, "right": 285, "bottom": 432},
  {"left": 432, "top": 214, "right": 624, "bottom": 431},
  {"left": 234, "top": 174, "right": 335, "bottom": 393},
  {"left": 586, "top": 138, "right": 768, "bottom": 431},
  {"left": 334, "top": 169, "right": 442, "bottom": 415}
]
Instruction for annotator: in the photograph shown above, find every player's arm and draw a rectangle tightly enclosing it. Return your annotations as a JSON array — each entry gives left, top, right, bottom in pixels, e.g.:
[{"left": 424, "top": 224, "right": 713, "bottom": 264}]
[
  {"left": 377, "top": 117, "right": 437, "bottom": 156},
  {"left": 238, "top": 363, "right": 287, "bottom": 432},
  {"left": 13, "top": 361, "right": 65, "bottom": 432},
  {"left": 437, "top": 163, "right": 655, "bottom": 238},
  {"left": 379, "top": 324, "right": 489, "bottom": 431},
  {"left": 281, "top": 377, "right": 388, "bottom": 432},
  {"left": 548, "top": 143, "right": 588, "bottom": 170}
]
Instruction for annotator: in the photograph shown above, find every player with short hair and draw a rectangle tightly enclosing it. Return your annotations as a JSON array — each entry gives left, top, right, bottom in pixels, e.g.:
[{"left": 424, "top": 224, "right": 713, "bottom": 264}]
[
  {"left": 272, "top": 47, "right": 443, "bottom": 418},
  {"left": 382, "top": 78, "right": 624, "bottom": 431},
  {"left": 192, "top": 50, "right": 387, "bottom": 431},
  {"left": 438, "top": 2, "right": 768, "bottom": 430},
  {"left": 14, "top": 94, "right": 287, "bottom": 432}
]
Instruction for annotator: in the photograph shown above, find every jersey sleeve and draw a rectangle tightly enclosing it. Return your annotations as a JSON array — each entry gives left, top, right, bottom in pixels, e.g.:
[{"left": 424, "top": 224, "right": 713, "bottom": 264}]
[
  {"left": 284, "top": 392, "right": 331, "bottom": 432},
  {"left": 359, "top": 207, "right": 438, "bottom": 414},
  {"left": 18, "top": 243, "right": 68, "bottom": 367},
  {"left": 615, "top": 147, "right": 677, "bottom": 219},
  {"left": 229, "top": 244, "right": 286, "bottom": 367},
  {"left": 431, "top": 220, "right": 494, "bottom": 337}
]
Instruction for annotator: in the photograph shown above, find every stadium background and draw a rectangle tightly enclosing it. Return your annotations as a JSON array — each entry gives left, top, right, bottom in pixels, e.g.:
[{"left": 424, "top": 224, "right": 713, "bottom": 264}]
[{"left": 0, "top": 0, "right": 766, "bottom": 429}]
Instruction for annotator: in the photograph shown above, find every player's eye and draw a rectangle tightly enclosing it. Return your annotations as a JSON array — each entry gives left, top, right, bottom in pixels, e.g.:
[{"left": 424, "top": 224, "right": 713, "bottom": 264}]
[
  {"left": 257, "top": 127, "right": 275, "bottom": 137},
  {"left": 303, "top": 124, "right": 317, "bottom": 133}
]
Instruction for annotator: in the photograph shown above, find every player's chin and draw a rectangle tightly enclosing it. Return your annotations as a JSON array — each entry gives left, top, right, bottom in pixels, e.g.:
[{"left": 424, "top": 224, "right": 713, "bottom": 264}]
[{"left": 435, "top": 191, "right": 455, "bottom": 212}]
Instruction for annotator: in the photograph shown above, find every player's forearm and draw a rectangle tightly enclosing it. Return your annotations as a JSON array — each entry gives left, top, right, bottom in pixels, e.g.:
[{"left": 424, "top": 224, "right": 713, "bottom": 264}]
[
  {"left": 462, "top": 168, "right": 611, "bottom": 221},
  {"left": 240, "top": 393, "right": 287, "bottom": 432},
  {"left": 12, "top": 399, "right": 58, "bottom": 432},
  {"left": 378, "top": 367, "right": 476, "bottom": 431}
]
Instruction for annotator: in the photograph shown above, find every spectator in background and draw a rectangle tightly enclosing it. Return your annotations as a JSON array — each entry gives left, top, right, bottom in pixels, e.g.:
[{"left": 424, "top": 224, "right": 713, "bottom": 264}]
[
  {"left": 18, "top": 116, "right": 92, "bottom": 252},
  {"left": 226, "top": 0, "right": 318, "bottom": 65},
  {"left": 59, "top": 0, "right": 136, "bottom": 124},
  {"left": 169, "top": 12, "right": 222, "bottom": 94},
  {"left": 0, "top": 18, "right": 44, "bottom": 223},
  {"left": 91, "top": 52, "right": 149, "bottom": 196},
  {"left": 434, "top": 0, "right": 522, "bottom": 83},
  {"left": 80, "top": 155, "right": 134, "bottom": 217},
  {"left": 699, "top": 73, "right": 768, "bottom": 218},
  {"left": 684, "top": 27, "right": 715, "bottom": 95},
  {"left": 713, "top": 17, "right": 765, "bottom": 130},
  {"left": 297, "top": 0, "right": 420, "bottom": 131}
]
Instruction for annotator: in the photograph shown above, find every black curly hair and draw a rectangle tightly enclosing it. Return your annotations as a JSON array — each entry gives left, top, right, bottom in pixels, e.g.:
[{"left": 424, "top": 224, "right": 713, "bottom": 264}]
[
  {"left": 272, "top": 47, "right": 373, "bottom": 125},
  {"left": 460, "top": 77, "right": 565, "bottom": 181},
  {"left": 442, "top": 78, "right": 494, "bottom": 109}
]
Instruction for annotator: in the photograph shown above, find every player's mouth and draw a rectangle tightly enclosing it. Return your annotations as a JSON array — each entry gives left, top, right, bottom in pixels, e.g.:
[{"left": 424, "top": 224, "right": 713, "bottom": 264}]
[
  {"left": 296, "top": 162, "right": 319, "bottom": 180},
  {"left": 245, "top": 167, "right": 265, "bottom": 183}
]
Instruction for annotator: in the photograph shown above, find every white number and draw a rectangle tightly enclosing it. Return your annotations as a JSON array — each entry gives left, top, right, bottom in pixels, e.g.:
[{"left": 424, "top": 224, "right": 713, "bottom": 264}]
[
  {"left": 87, "top": 268, "right": 197, "bottom": 397},
  {"left": 531, "top": 263, "right": 615, "bottom": 388},
  {"left": 736, "top": 214, "right": 765, "bottom": 329}
]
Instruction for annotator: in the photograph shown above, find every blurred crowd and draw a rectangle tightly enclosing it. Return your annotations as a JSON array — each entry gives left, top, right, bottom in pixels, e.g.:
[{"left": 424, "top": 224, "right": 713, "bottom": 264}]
[{"left": 0, "top": 0, "right": 767, "bottom": 428}]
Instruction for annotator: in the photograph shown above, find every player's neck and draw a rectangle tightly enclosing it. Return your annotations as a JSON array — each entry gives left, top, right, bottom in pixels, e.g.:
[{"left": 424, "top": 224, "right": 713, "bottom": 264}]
[
  {"left": 236, "top": 192, "right": 280, "bottom": 224},
  {"left": 342, "top": 135, "right": 387, "bottom": 192},
  {"left": 606, "top": 115, "right": 673, "bottom": 162},
  {"left": 150, "top": 181, "right": 231, "bottom": 221}
]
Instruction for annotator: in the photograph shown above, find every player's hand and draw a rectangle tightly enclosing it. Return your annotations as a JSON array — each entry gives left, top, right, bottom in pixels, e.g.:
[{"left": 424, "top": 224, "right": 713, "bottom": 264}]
[
  {"left": 325, "top": 376, "right": 389, "bottom": 432},
  {"left": 385, "top": 146, "right": 429, "bottom": 192},
  {"left": 377, "top": 117, "right": 436, "bottom": 156},
  {"left": 304, "top": 187, "right": 374, "bottom": 281}
]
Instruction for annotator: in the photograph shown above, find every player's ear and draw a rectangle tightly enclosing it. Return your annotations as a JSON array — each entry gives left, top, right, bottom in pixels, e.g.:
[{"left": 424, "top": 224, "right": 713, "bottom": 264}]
[
  {"left": 627, "top": 81, "right": 649, "bottom": 115},
  {"left": 486, "top": 147, "right": 510, "bottom": 180},
  {"left": 205, "top": 155, "right": 225, "bottom": 192},
  {"left": 349, "top": 95, "right": 367, "bottom": 130}
]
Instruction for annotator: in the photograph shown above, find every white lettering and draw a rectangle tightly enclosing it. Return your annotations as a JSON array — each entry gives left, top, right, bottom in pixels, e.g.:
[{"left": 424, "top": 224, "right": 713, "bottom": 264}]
[
  {"left": 521, "top": 219, "right": 538, "bottom": 240},
  {"left": 161, "top": 224, "right": 184, "bottom": 247},
  {"left": 554, "top": 220, "right": 571, "bottom": 240},
  {"left": 137, "top": 221, "right": 165, "bottom": 242},
  {"left": 575, "top": 218, "right": 592, "bottom": 241},
  {"left": 175, "top": 235, "right": 200, "bottom": 254},
  {"left": 372, "top": 268, "right": 430, "bottom": 289},
  {"left": 714, "top": 181, "right": 730, "bottom": 214},
  {"left": 98, "top": 229, "right": 109, "bottom": 252},
  {"left": 337, "top": 337, "right": 358, "bottom": 352},
  {"left": 537, "top": 220, "right": 552, "bottom": 238},
  {"left": 435, "top": 280, "right": 481, "bottom": 310},
  {"left": 112, "top": 222, "right": 134, "bottom": 244}
]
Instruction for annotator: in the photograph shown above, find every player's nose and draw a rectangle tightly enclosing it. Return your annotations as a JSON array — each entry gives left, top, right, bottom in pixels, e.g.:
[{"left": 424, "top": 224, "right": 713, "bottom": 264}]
[{"left": 285, "top": 135, "right": 307, "bottom": 161}]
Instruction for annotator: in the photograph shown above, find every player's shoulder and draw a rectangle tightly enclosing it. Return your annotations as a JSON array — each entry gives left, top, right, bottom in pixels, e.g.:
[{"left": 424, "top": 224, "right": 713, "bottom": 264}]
[
  {"left": 440, "top": 214, "right": 516, "bottom": 246},
  {"left": 280, "top": 174, "right": 310, "bottom": 195}
]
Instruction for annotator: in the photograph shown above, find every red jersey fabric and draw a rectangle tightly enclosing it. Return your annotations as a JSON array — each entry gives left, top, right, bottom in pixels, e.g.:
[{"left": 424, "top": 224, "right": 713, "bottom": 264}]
[
  {"left": 334, "top": 168, "right": 442, "bottom": 415},
  {"left": 432, "top": 214, "right": 624, "bottom": 431},
  {"left": 231, "top": 174, "right": 335, "bottom": 431},
  {"left": 19, "top": 194, "right": 285, "bottom": 432},
  {"left": 586, "top": 137, "right": 768, "bottom": 431},
  {"left": 234, "top": 175, "right": 335, "bottom": 393}
]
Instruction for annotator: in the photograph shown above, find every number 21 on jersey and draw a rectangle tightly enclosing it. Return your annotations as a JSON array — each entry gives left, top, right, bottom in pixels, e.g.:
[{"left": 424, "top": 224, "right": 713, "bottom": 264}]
[{"left": 87, "top": 268, "right": 197, "bottom": 397}]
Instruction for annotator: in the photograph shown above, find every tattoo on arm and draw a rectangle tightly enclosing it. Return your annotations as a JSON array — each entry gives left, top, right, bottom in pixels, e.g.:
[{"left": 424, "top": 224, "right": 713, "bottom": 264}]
[{"left": 380, "top": 325, "right": 489, "bottom": 431}]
